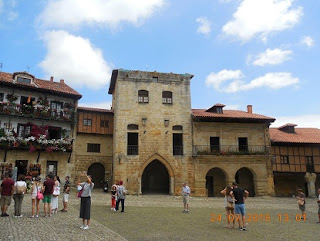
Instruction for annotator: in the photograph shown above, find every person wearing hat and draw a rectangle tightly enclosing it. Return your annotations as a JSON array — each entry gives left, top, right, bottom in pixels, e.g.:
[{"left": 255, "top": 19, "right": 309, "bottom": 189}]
[{"left": 230, "top": 182, "right": 249, "bottom": 231}]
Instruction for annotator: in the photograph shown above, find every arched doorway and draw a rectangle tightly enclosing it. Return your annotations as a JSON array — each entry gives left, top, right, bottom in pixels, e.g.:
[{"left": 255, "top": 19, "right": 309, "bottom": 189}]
[
  {"left": 88, "top": 163, "right": 105, "bottom": 188},
  {"left": 142, "top": 160, "right": 169, "bottom": 194},
  {"left": 206, "top": 168, "right": 226, "bottom": 197},
  {"left": 235, "top": 167, "right": 255, "bottom": 197}
]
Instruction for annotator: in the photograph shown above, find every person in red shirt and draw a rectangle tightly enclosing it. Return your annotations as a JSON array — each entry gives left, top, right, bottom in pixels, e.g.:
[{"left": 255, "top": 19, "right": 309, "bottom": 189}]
[
  {"left": 0, "top": 173, "right": 15, "bottom": 217},
  {"left": 42, "top": 174, "right": 55, "bottom": 217}
]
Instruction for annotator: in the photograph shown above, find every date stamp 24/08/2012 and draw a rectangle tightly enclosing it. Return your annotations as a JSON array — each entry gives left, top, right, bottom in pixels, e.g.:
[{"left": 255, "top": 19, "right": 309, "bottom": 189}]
[{"left": 210, "top": 213, "right": 306, "bottom": 223}]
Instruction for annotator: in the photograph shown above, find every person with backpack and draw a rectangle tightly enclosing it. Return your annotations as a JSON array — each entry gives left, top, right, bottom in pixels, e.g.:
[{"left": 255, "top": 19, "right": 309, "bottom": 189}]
[
  {"left": 115, "top": 180, "right": 126, "bottom": 212},
  {"left": 13, "top": 174, "right": 27, "bottom": 217}
]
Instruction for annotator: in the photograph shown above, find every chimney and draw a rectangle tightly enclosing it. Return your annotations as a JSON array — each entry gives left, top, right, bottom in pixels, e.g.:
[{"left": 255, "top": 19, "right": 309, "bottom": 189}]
[
  {"left": 50, "top": 76, "right": 54, "bottom": 82},
  {"left": 247, "top": 105, "right": 252, "bottom": 114},
  {"left": 60, "top": 79, "right": 64, "bottom": 84}
]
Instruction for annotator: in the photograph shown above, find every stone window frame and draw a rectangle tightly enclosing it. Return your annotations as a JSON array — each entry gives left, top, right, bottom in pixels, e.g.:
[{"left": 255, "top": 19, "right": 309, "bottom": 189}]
[
  {"left": 138, "top": 90, "right": 149, "bottom": 103},
  {"left": 162, "top": 91, "right": 172, "bottom": 104}
]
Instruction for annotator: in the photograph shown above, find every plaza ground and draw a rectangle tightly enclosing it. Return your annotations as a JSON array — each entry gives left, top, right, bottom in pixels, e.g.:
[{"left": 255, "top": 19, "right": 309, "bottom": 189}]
[{"left": 0, "top": 190, "right": 319, "bottom": 241}]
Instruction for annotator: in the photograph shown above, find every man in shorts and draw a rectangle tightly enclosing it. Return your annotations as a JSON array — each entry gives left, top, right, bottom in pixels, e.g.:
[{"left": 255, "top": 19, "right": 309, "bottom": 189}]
[
  {"left": 231, "top": 182, "right": 249, "bottom": 231},
  {"left": 43, "top": 174, "right": 55, "bottom": 217},
  {"left": 0, "top": 173, "right": 15, "bottom": 217},
  {"left": 61, "top": 175, "right": 71, "bottom": 212},
  {"left": 182, "top": 183, "right": 190, "bottom": 213}
]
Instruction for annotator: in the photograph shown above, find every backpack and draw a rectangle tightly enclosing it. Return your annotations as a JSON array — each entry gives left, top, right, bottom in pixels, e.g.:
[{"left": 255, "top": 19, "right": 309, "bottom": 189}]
[
  {"left": 16, "top": 184, "right": 27, "bottom": 194},
  {"left": 118, "top": 186, "right": 126, "bottom": 199}
]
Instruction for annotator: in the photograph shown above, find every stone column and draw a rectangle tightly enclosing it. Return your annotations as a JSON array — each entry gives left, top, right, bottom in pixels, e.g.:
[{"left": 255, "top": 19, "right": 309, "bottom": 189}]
[
  {"left": 170, "top": 176, "right": 174, "bottom": 195},
  {"left": 138, "top": 177, "right": 142, "bottom": 195},
  {"left": 305, "top": 172, "right": 317, "bottom": 197}
]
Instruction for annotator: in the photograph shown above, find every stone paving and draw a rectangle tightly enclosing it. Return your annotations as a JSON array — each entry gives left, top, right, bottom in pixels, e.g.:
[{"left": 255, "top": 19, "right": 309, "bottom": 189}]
[{"left": 1, "top": 190, "right": 319, "bottom": 241}]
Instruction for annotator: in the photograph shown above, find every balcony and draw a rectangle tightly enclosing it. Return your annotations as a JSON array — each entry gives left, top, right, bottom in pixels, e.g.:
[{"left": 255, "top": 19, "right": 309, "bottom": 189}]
[
  {"left": 0, "top": 103, "right": 75, "bottom": 123},
  {"left": 193, "top": 145, "right": 270, "bottom": 156},
  {"left": 127, "top": 145, "right": 138, "bottom": 155}
]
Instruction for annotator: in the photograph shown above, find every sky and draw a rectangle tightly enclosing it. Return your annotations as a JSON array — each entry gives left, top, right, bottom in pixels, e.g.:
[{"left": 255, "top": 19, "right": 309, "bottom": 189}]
[{"left": 0, "top": 0, "right": 320, "bottom": 128}]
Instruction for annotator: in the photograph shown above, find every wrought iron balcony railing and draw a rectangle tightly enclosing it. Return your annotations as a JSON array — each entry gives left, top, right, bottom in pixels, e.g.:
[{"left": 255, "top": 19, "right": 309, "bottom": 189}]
[
  {"left": 127, "top": 145, "right": 138, "bottom": 155},
  {"left": 193, "top": 145, "right": 270, "bottom": 156}
]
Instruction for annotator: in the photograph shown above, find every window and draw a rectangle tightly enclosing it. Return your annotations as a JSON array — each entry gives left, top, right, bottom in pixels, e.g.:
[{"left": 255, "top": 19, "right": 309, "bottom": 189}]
[
  {"left": 127, "top": 124, "right": 139, "bottom": 130},
  {"left": 51, "top": 101, "right": 63, "bottom": 117},
  {"left": 238, "top": 137, "right": 248, "bottom": 152},
  {"left": 0, "top": 93, "right": 4, "bottom": 102},
  {"left": 138, "top": 90, "right": 149, "bottom": 103},
  {"left": 4, "top": 123, "right": 12, "bottom": 131},
  {"left": 48, "top": 126, "right": 61, "bottom": 139},
  {"left": 162, "top": 91, "right": 172, "bottom": 104},
  {"left": 210, "top": 137, "right": 220, "bottom": 153},
  {"left": 101, "top": 120, "right": 109, "bottom": 128},
  {"left": 17, "top": 123, "right": 31, "bottom": 138},
  {"left": 87, "top": 143, "right": 101, "bottom": 153},
  {"left": 216, "top": 107, "right": 223, "bottom": 114},
  {"left": 83, "top": 119, "right": 92, "bottom": 126},
  {"left": 172, "top": 125, "right": 183, "bottom": 131},
  {"left": 127, "top": 133, "right": 138, "bottom": 155},
  {"left": 306, "top": 156, "right": 314, "bottom": 173},
  {"left": 173, "top": 133, "right": 183, "bottom": 155},
  {"left": 17, "top": 77, "right": 31, "bottom": 84},
  {"left": 280, "top": 155, "right": 289, "bottom": 164},
  {"left": 20, "top": 96, "right": 35, "bottom": 105}
]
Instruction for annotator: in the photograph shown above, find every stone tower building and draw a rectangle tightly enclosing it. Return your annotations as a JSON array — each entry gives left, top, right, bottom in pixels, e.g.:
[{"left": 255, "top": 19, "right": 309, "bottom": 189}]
[{"left": 108, "top": 69, "right": 194, "bottom": 194}]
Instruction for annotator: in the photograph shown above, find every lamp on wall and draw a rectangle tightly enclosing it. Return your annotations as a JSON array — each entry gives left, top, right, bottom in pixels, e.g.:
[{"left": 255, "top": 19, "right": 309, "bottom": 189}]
[
  {"left": 142, "top": 117, "right": 147, "bottom": 126},
  {"left": 164, "top": 119, "right": 169, "bottom": 127}
]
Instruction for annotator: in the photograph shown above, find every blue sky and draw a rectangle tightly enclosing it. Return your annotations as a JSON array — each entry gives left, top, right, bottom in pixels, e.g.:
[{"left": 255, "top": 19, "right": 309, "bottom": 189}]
[{"left": 1, "top": 0, "right": 319, "bottom": 128}]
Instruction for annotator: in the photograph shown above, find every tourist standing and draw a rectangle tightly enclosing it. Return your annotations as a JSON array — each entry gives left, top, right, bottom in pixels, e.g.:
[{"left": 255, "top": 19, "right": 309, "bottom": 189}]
[
  {"left": 0, "top": 173, "right": 15, "bottom": 217},
  {"left": 61, "top": 176, "right": 71, "bottom": 212},
  {"left": 43, "top": 174, "right": 55, "bottom": 217},
  {"left": 181, "top": 183, "right": 190, "bottom": 213},
  {"left": 30, "top": 176, "right": 42, "bottom": 218},
  {"left": 111, "top": 182, "right": 117, "bottom": 211},
  {"left": 317, "top": 188, "right": 320, "bottom": 224},
  {"left": 231, "top": 182, "right": 249, "bottom": 231},
  {"left": 296, "top": 188, "right": 306, "bottom": 218},
  {"left": 13, "top": 174, "right": 27, "bottom": 217},
  {"left": 115, "top": 180, "right": 126, "bottom": 212},
  {"left": 51, "top": 175, "right": 60, "bottom": 214},
  {"left": 78, "top": 172, "right": 94, "bottom": 230},
  {"left": 221, "top": 186, "right": 235, "bottom": 228}
]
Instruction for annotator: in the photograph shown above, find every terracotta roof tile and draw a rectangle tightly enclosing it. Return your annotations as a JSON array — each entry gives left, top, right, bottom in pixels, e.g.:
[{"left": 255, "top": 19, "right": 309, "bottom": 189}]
[
  {"left": 270, "top": 128, "right": 320, "bottom": 144},
  {"left": 77, "top": 106, "right": 113, "bottom": 113},
  {"left": 0, "top": 71, "right": 82, "bottom": 98},
  {"left": 192, "top": 109, "right": 275, "bottom": 122}
]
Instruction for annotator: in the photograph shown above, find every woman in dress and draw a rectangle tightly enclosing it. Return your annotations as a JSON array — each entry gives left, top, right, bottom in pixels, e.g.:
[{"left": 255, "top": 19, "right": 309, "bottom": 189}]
[
  {"left": 221, "top": 186, "right": 235, "bottom": 228},
  {"left": 30, "top": 176, "right": 42, "bottom": 218},
  {"left": 78, "top": 172, "right": 94, "bottom": 230},
  {"left": 51, "top": 175, "right": 60, "bottom": 214},
  {"left": 13, "top": 174, "right": 27, "bottom": 217}
]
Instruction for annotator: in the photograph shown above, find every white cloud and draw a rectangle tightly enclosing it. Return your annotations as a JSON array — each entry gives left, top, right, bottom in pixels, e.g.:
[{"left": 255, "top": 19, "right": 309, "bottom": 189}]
[
  {"left": 38, "top": 0, "right": 165, "bottom": 29},
  {"left": 196, "top": 17, "right": 211, "bottom": 35},
  {"left": 252, "top": 48, "right": 292, "bottom": 66},
  {"left": 301, "top": 35, "right": 314, "bottom": 47},
  {"left": 79, "top": 101, "right": 112, "bottom": 109},
  {"left": 222, "top": 0, "right": 303, "bottom": 42},
  {"left": 206, "top": 70, "right": 299, "bottom": 93},
  {"left": 272, "top": 115, "right": 320, "bottom": 129},
  {"left": 39, "top": 30, "right": 112, "bottom": 90},
  {"left": 225, "top": 104, "right": 241, "bottom": 110}
]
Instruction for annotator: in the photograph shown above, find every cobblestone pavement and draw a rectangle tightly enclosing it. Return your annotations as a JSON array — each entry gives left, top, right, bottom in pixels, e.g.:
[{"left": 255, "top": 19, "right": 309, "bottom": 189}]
[
  {"left": 0, "top": 190, "right": 127, "bottom": 241},
  {"left": 1, "top": 190, "right": 319, "bottom": 241}
]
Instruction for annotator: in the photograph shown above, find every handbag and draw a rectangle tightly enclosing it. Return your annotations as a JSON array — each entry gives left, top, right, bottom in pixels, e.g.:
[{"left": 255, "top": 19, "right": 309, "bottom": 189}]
[
  {"left": 227, "top": 196, "right": 234, "bottom": 210},
  {"left": 77, "top": 188, "right": 83, "bottom": 198},
  {"left": 37, "top": 191, "right": 44, "bottom": 200},
  {"left": 53, "top": 186, "right": 60, "bottom": 196}
]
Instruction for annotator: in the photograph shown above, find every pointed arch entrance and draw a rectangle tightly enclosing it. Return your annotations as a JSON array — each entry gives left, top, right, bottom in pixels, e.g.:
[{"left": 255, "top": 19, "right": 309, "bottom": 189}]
[
  {"left": 205, "top": 168, "right": 227, "bottom": 197},
  {"left": 235, "top": 167, "right": 255, "bottom": 197},
  {"left": 88, "top": 162, "right": 105, "bottom": 188},
  {"left": 142, "top": 160, "right": 170, "bottom": 194}
]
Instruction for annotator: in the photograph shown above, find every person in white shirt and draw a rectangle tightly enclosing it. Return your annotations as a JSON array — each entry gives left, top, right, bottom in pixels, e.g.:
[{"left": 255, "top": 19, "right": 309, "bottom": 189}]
[
  {"left": 181, "top": 183, "right": 190, "bottom": 213},
  {"left": 13, "top": 174, "right": 27, "bottom": 217}
]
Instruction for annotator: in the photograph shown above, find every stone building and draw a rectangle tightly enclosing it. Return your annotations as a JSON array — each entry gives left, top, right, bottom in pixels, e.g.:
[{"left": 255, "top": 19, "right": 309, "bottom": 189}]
[
  {"left": 73, "top": 107, "right": 113, "bottom": 187},
  {"left": 270, "top": 124, "right": 320, "bottom": 197},
  {"left": 0, "top": 71, "right": 81, "bottom": 180},
  {"left": 108, "top": 69, "right": 276, "bottom": 196}
]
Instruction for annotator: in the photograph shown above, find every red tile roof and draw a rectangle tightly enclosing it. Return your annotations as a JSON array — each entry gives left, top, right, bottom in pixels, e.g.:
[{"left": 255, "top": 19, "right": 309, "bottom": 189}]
[
  {"left": 270, "top": 128, "right": 320, "bottom": 144},
  {"left": 192, "top": 109, "right": 275, "bottom": 122},
  {"left": 0, "top": 71, "right": 82, "bottom": 99},
  {"left": 77, "top": 106, "right": 113, "bottom": 113}
]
